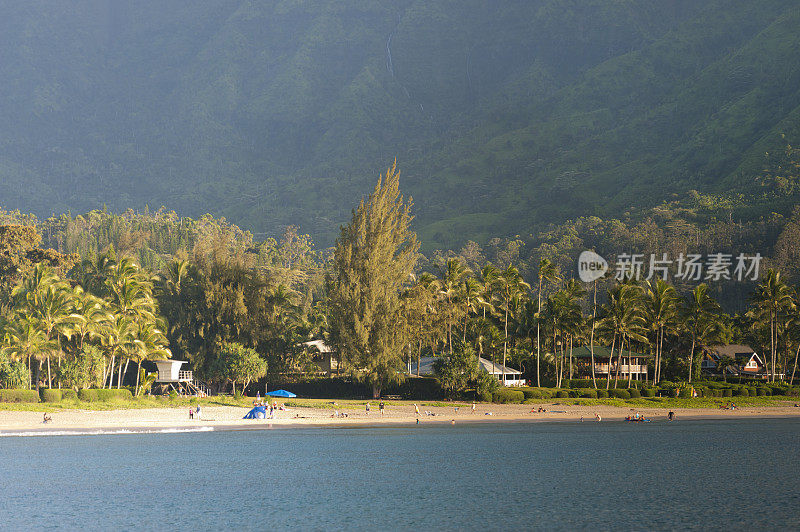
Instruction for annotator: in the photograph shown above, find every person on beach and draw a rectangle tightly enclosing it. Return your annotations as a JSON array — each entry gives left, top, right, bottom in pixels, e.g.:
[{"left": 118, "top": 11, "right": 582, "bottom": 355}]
[
  {"left": 196, "top": 405, "right": 201, "bottom": 420},
  {"left": 366, "top": 402, "right": 370, "bottom": 413},
  {"left": 414, "top": 403, "right": 419, "bottom": 417},
  {"left": 189, "top": 408, "right": 194, "bottom": 420},
  {"left": 595, "top": 413, "right": 601, "bottom": 422},
  {"left": 471, "top": 402, "right": 475, "bottom": 413},
  {"left": 379, "top": 401, "right": 385, "bottom": 416},
  {"left": 43, "top": 413, "right": 51, "bottom": 423}
]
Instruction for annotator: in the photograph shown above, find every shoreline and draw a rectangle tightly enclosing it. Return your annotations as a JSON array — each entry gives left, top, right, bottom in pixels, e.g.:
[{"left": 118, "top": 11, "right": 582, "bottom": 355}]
[{"left": 3, "top": 402, "right": 800, "bottom": 436}]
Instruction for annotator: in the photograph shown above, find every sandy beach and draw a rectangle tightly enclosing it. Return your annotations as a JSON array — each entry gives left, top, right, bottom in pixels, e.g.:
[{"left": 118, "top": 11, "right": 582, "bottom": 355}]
[{"left": 3, "top": 401, "right": 800, "bottom": 434}]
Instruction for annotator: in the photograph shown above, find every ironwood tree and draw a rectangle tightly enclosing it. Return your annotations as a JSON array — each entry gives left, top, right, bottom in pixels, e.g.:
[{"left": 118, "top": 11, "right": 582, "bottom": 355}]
[{"left": 327, "top": 162, "right": 419, "bottom": 398}]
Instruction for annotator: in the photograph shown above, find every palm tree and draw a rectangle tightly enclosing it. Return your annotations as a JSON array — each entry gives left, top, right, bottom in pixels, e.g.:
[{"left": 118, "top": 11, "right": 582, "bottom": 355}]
[
  {"left": 495, "top": 265, "right": 530, "bottom": 383},
  {"left": 437, "top": 259, "right": 470, "bottom": 354},
  {"left": 750, "top": 270, "right": 795, "bottom": 382},
  {"left": 535, "top": 259, "right": 559, "bottom": 386},
  {"left": 598, "top": 282, "right": 645, "bottom": 389},
  {"left": 643, "top": 279, "right": 678, "bottom": 385},
  {"left": 681, "top": 284, "right": 722, "bottom": 383},
  {"left": 131, "top": 321, "right": 171, "bottom": 396},
  {"left": 1, "top": 315, "right": 54, "bottom": 389}
]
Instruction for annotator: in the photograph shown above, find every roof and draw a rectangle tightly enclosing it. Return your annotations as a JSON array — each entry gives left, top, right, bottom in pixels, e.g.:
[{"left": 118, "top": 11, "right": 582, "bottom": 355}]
[
  {"left": 705, "top": 345, "right": 758, "bottom": 361},
  {"left": 478, "top": 357, "right": 522, "bottom": 375},
  {"left": 408, "top": 356, "right": 523, "bottom": 376},
  {"left": 409, "top": 356, "right": 436, "bottom": 376},
  {"left": 154, "top": 360, "right": 186, "bottom": 366},
  {"left": 300, "top": 339, "right": 334, "bottom": 353},
  {"left": 569, "top": 346, "right": 652, "bottom": 359}
]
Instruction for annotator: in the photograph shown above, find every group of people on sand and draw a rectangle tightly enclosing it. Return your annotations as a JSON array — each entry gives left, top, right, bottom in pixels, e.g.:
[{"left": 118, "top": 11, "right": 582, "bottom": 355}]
[
  {"left": 253, "top": 399, "right": 284, "bottom": 419},
  {"left": 364, "top": 401, "right": 386, "bottom": 416},
  {"left": 188, "top": 405, "right": 202, "bottom": 420},
  {"left": 720, "top": 402, "right": 737, "bottom": 410}
]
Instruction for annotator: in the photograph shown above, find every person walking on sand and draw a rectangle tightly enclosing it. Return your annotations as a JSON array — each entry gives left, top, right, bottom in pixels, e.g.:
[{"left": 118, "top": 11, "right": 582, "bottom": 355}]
[
  {"left": 595, "top": 413, "right": 601, "bottom": 422},
  {"left": 366, "top": 402, "right": 370, "bottom": 414},
  {"left": 196, "top": 405, "right": 201, "bottom": 420},
  {"left": 414, "top": 403, "right": 419, "bottom": 417},
  {"left": 379, "top": 401, "right": 385, "bottom": 416},
  {"left": 189, "top": 408, "right": 194, "bottom": 420},
  {"left": 471, "top": 402, "right": 476, "bottom": 414}
]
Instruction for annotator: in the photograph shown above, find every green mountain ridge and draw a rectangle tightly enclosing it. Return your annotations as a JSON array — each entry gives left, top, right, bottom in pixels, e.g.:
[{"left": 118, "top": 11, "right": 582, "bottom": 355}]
[{"left": 1, "top": 1, "right": 799, "bottom": 249}]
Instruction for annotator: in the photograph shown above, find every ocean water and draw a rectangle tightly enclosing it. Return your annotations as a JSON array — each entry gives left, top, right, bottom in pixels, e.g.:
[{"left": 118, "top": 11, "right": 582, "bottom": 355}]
[{"left": 1, "top": 419, "right": 799, "bottom": 530}]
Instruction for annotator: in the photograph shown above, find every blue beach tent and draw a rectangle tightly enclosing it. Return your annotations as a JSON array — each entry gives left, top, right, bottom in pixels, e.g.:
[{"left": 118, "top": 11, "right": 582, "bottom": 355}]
[
  {"left": 265, "top": 389, "right": 296, "bottom": 398},
  {"left": 244, "top": 405, "right": 267, "bottom": 419}
]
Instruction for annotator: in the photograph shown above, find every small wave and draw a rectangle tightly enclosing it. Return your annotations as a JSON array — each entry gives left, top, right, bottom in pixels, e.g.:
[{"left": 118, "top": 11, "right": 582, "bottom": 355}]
[{"left": 0, "top": 426, "right": 215, "bottom": 437}]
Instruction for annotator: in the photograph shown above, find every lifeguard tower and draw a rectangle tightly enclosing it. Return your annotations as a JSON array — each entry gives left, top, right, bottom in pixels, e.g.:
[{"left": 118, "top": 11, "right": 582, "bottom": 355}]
[{"left": 154, "top": 360, "right": 210, "bottom": 396}]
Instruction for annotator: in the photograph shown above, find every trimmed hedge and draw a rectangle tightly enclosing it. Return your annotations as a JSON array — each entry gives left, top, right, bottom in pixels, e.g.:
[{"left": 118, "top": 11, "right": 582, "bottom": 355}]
[
  {"left": 520, "top": 387, "right": 556, "bottom": 400},
  {"left": 78, "top": 389, "right": 99, "bottom": 402},
  {"left": 722, "top": 388, "right": 733, "bottom": 397},
  {"left": 641, "top": 388, "right": 656, "bottom": 398},
  {"left": 97, "top": 388, "right": 133, "bottom": 401},
  {"left": 492, "top": 389, "right": 524, "bottom": 404},
  {"left": 596, "top": 389, "right": 609, "bottom": 398},
  {"left": 0, "top": 389, "right": 39, "bottom": 403},
  {"left": 577, "top": 388, "right": 597, "bottom": 399},
  {"left": 555, "top": 390, "right": 570, "bottom": 399},
  {"left": 40, "top": 389, "right": 62, "bottom": 403},
  {"left": 628, "top": 389, "right": 641, "bottom": 399},
  {"left": 62, "top": 389, "right": 78, "bottom": 400},
  {"left": 609, "top": 389, "right": 630, "bottom": 399},
  {"left": 734, "top": 387, "right": 749, "bottom": 397}
]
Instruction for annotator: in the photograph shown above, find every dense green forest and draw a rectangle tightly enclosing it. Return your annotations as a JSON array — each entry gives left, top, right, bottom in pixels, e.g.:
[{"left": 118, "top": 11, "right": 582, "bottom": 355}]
[{"left": 2, "top": 1, "right": 800, "bottom": 249}]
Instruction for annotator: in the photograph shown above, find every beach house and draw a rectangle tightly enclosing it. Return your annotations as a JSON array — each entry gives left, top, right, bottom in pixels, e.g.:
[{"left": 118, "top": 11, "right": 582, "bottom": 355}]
[
  {"left": 700, "top": 345, "right": 768, "bottom": 379},
  {"left": 568, "top": 346, "right": 651, "bottom": 380},
  {"left": 409, "top": 356, "right": 525, "bottom": 386},
  {"left": 300, "top": 339, "right": 339, "bottom": 375}
]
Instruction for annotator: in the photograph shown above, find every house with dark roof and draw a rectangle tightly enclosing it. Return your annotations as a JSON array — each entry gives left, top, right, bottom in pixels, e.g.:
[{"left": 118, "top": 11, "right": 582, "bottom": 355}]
[
  {"left": 569, "top": 346, "right": 652, "bottom": 380},
  {"left": 701, "top": 345, "right": 767, "bottom": 379}
]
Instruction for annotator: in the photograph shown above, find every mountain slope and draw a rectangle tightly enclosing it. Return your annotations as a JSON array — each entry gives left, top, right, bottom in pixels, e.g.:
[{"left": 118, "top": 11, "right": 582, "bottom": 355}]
[{"left": 0, "top": 1, "right": 798, "bottom": 249}]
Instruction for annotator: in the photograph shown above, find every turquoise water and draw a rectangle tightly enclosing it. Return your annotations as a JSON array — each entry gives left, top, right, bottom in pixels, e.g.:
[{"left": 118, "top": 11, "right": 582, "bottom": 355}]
[{"left": 1, "top": 419, "right": 799, "bottom": 530}]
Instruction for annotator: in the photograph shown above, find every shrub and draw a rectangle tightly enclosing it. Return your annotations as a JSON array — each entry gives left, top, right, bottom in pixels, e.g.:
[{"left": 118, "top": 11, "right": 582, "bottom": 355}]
[
  {"left": 555, "top": 390, "right": 570, "bottom": 399},
  {"left": 40, "top": 389, "right": 62, "bottom": 403},
  {"left": 62, "top": 389, "right": 78, "bottom": 400},
  {"left": 770, "top": 386, "right": 786, "bottom": 396},
  {"left": 757, "top": 387, "right": 771, "bottom": 396},
  {"left": 169, "top": 389, "right": 178, "bottom": 399},
  {"left": 609, "top": 389, "right": 630, "bottom": 399},
  {"left": 478, "top": 390, "right": 492, "bottom": 403},
  {"left": 578, "top": 388, "right": 597, "bottom": 399},
  {"left": 96, "top": 388, "right": 133, "bottom": 401},
  {"left": 641, "top": 388, "right": 656, "bottom": 398},
  {"left": 567, "top": 379, "right": 594, "bottom": 389},
  {"left": 659, "top": 380, "right": 676, "bottom": 388},
  {"left": 735, "top": 387, "right": 749, "bottom": 397},
  {"left": 596, "top": 389, "right": 609, "bottom": 398},
  {"left": 492, "top": 389, "right": 524, "bottom": 404},
  {"left": 0, "top": 389, "right": 39, "bottom": 403},
  {"left": 78, "top": 389, "right": 100, "bottom": 402},
  {"left": 628, "top": 388, "right": 641, "bottom": 399},
  {"left": 722, "top": 388, "right": 733, "bottom": 397}
]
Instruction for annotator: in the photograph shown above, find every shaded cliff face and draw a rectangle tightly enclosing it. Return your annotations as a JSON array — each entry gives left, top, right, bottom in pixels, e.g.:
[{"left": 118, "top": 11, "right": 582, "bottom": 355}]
[{"left": 0, "top": 1, "right": 799, "bottom": 248}]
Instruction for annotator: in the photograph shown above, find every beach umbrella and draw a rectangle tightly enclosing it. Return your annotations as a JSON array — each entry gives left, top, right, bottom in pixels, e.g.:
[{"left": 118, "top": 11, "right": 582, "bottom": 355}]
[{"left": 265, "top": 389, "right": 296, "bottom": 398}]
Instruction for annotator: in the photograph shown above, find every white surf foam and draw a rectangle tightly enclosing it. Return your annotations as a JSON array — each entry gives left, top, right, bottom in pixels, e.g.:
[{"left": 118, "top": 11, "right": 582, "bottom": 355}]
[{"left": 0, "top": 426, "right": 215, "bottom": 437}]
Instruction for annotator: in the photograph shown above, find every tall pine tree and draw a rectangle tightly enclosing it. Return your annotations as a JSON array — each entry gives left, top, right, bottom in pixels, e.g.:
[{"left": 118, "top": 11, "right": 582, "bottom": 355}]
[{"left": 327, "top": 162, "right": 419, "bottom": 397}]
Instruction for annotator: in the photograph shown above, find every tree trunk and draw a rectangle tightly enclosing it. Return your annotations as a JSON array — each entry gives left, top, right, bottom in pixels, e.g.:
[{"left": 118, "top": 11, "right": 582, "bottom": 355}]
[
  {"left": 614, "top": 337, "right": 624, "bottom": 389},
  {"left": 135, "top": 360, "right": 142, "bottom": 396},
  {"left": 536, "top": 278, "right": 542, "bottom": 386},
  {"left": 606, "top": 335, "right": 616, "bottom": 390},
  {"left": 46, "top": 355, "right": 52, "bottom": 389},
  {"left": 627, "top": 346, "right": 633, "bottom": 388},
  {"left": 372, "top": 384, "right": 381, "bottom": 399},
  {"left": 590, "top": 280, "right": 597, "bottom": 389},
  {"left": 502, "top": 304, "right": 508, "bottom": 385},
  {"left": 688, "top": 336, "right": 696, "bottom": 383},
  {"left": 790, "top": 344, "right": 800, "bottom": 385}
]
